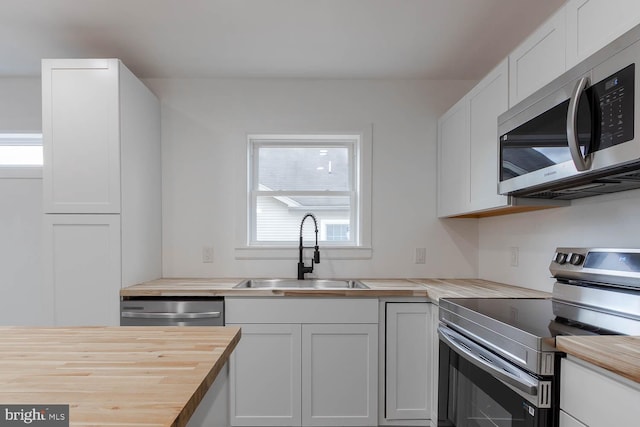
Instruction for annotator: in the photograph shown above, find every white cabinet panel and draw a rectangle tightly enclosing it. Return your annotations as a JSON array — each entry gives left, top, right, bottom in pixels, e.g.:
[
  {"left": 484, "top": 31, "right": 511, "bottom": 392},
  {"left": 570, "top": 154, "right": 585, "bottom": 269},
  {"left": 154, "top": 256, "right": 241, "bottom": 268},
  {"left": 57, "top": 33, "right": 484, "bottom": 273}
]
[
  {"left": 566, "top": 0, "right": 640, "bottom": 68},
  {"left": 559, "top": 410, "right": 587, "bottom": 427},
  {"left": 469, "top": 59, "right": 510, "bottom": 212},
  {"left": 560, "top": 357, "right": 640, "bottom": 427},
  {"left": 42, "top": 59, "right": 120, "bottom": 213},
  {"left": 227, "top": 299, "right": 379, "bottom": 426},
  {"left": 302, "top": 324, "right": 378, "bottom": 426},
  {"left": 44, "top": 214, "right": 121, "bottom": 326},
  {"left": 437, "top": 99, "right": 469, "bottom": 217},
  {"left": 429, "top": 305, "right": 439, "bottom": 423},
  {"left": 188, "top": 362, "right": 230, "bottom": 427},
  {"left": 41, "top": 58, "right": 161, "bottom": 327},
  {"left": 229, "top": 324, "right": 302, "bottom": 426},
  {"left": 509, "top": 8, "right": 566, "bottom": 106},
  {"left": 385, "top": 303, "right": 431, "bottom": 421}
]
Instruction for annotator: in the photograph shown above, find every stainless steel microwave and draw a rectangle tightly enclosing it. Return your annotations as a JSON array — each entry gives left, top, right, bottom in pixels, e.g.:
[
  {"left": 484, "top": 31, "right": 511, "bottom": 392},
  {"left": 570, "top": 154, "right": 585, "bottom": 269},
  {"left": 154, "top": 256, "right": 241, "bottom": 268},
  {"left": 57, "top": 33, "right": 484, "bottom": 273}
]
[{"left": 498, "top": 24, "right": 640, "bottom": 200}]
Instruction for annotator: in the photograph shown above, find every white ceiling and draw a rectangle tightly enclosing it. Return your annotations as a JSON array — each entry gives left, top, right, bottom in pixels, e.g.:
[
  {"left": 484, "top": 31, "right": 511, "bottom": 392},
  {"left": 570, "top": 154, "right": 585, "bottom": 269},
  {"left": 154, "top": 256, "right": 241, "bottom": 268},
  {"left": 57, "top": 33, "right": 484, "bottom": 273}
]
[{"left": 0, "top": 0, "right": 565, "bottom": 80}]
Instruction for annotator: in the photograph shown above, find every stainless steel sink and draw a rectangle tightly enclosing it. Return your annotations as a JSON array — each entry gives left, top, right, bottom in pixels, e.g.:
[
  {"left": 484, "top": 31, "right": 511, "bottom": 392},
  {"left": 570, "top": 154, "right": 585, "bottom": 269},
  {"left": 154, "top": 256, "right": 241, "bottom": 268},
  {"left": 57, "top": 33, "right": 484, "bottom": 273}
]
[{"left": 234, "top": 279, "right": 369, "bottom": 289}]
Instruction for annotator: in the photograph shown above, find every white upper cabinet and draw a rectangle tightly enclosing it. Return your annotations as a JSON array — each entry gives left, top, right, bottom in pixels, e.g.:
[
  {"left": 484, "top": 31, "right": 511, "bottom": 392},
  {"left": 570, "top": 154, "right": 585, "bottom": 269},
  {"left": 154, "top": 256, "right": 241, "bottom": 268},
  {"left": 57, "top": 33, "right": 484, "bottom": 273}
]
[
  {"left": 566, "top": 0, "right": 640, "bottom": 68},
  {"left": 437, "top": 59, "right": 510, "bottom": 218},
  {"left": 42, "top": 58, "right": 160, "bottom": 215},
  {"left": 509, "top": 7, "right": 566, "bottom": 106},
  {"left": 42, "top": 59, "right": 120, "bottom": 213},
  {"left": 469, "top": 59, "right": 510, "bottom": 212},
  {"left": 437, "top": 98, "right": 469, "bottom": 217}
]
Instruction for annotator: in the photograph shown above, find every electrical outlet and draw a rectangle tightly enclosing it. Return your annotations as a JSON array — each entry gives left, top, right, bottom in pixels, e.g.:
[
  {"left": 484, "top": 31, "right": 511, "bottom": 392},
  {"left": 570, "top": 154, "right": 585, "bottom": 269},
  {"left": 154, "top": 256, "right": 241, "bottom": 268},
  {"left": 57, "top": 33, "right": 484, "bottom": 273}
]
[
  {"left": 509, "top": 246, "right": 519, "bottom": 267},
  {"left": 202, "top": 246, "right": 214, "bottom": 263},
  {"left": 415, "top": 248, "right": 427, "bottom": 264}
]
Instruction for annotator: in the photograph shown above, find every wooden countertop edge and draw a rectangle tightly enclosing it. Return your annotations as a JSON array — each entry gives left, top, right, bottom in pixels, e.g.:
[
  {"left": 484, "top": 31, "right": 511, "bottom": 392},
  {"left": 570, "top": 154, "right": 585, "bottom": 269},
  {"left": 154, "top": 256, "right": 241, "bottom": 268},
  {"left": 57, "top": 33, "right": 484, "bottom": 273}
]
[
  {"left": 556, "top": 336, "right": 640, "bottom": 384},
  {"left": 120, "top": 289, "right": 430, "bottom": 298},
  {"left": 173, "top": 327, "right": 241, "bottom": 427}
]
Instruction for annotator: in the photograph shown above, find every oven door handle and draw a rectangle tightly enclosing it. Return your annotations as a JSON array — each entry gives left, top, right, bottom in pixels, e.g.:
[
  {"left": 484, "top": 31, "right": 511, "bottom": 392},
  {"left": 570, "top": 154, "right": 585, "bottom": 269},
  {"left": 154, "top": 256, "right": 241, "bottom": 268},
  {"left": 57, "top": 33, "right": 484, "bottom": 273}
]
[{"left": 438, "top": 325, "right": 539, "bottom": 396}]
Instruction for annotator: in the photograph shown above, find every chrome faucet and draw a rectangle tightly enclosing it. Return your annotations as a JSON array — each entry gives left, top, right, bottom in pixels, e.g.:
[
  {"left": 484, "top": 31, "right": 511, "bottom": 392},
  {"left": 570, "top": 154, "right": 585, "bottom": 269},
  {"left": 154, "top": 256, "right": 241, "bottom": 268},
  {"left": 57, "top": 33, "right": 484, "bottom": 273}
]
[{"left": 298, "top": 213, "right": 320, "bottom": 280}]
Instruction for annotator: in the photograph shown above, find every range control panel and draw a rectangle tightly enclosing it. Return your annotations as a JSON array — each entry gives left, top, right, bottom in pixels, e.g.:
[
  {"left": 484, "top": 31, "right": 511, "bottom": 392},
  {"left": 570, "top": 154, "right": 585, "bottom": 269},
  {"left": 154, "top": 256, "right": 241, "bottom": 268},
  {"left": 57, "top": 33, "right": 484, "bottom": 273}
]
[{"left": 550, "top": 247, "right": 640, "bottom": 289}]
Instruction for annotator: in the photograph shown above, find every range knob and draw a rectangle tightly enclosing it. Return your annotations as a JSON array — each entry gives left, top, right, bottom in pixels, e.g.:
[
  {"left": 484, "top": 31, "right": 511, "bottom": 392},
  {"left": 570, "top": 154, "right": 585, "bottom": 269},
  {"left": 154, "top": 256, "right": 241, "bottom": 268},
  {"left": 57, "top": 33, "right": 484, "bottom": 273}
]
[
  {"left": 554, "top": 252, "right": 568, "bottom": 264},
  {"left": 568, "top": 253, "right": 584, "bottom": 266}
]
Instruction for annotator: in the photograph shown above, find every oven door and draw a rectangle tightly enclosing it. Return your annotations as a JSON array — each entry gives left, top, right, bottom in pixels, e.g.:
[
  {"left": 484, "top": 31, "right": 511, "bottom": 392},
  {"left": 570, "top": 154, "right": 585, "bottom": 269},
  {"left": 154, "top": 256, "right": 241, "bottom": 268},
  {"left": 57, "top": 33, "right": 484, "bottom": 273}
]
[{"left": 438, "top": 325, "right": 555, "bottom": 427}]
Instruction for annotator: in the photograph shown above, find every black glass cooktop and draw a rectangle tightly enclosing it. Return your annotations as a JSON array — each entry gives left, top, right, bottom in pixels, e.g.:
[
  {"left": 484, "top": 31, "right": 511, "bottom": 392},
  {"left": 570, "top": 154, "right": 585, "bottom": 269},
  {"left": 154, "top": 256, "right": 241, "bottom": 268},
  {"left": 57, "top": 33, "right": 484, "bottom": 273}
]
[
  {"left": 440, "top": 297, "right": 626, "bottom": 342},
  {"left": 446, "top": 298, "right": 558, "bottom": 338}
]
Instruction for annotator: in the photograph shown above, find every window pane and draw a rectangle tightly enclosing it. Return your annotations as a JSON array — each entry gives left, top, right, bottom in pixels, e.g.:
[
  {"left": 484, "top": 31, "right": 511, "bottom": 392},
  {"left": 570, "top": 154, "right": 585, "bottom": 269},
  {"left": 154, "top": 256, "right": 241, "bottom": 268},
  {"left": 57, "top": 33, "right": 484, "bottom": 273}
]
[
  {"left": 0, "top": 146, "right": 43, "bottom": 166},
  {"left": 255, "top": 195, "right": 351, "bottom": 243},
  {"left": 258, "top": 146, "right": 350, "bottom": 191}
]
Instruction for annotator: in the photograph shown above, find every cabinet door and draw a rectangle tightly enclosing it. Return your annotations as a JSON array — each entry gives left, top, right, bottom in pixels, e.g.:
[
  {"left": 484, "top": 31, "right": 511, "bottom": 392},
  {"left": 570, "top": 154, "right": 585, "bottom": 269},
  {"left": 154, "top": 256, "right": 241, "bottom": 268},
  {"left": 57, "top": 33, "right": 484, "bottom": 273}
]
[
  {"left": 229, "top": 324, "right": 302, "bottom": 426},
  {"left": 42, "top": 59, "right": 121, "bottom": 213},
  {"left": 469, "top": 59, "right": 510, "bottom": 212},
  {"left": 385, "top": 303, "right": 431, "bottom": 420},
  {"left": 559, "top": 411, "right": 587, "bottom": 427},
  {"left": 437, "top": 98, "right": 470, "bottom": 217},
  {"left": 509, "top": 8, "right": 566, "bottom": 106},
  {"left": 302, "top": 324, "right": 378, "bottom": 426},
  {"left": 43, "top": 214, "right": 121, "bottom": 326},
  {"left": 561, "top": 358, "right": 640, "bottom": 427},
  {"left": 566, "top": 0, "right": 640, "bottom": 68}
]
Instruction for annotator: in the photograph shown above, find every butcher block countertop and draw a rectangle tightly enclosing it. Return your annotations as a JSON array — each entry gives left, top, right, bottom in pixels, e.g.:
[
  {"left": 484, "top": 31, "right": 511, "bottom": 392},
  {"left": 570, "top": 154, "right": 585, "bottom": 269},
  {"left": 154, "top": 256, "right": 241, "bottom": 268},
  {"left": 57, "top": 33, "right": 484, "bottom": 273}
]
[
  {"left": 120, "top": 277, "right": 551, "bottom": 300},
  {"left": 0, "top": 326, "right": 241, "bottom": 427},
  {"left": 408, "top": 278, "right": 551, "bottom": 301},
  {"left": 556, "top": 336, "right": 640, "bottom": 384}
]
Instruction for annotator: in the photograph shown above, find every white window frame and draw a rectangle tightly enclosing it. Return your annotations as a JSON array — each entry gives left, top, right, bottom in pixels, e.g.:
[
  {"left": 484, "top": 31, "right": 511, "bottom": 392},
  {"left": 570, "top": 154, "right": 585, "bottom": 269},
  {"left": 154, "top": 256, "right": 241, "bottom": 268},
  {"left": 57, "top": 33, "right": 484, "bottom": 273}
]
[
  {"left": 249, "top": 134, "right": 358, "bottom": 246},
  {"left": 0, "top": 133, "right": 43, "bottom": 178},
  {"left": 236, "top": 127, "right": 372, "bottom": 260}
]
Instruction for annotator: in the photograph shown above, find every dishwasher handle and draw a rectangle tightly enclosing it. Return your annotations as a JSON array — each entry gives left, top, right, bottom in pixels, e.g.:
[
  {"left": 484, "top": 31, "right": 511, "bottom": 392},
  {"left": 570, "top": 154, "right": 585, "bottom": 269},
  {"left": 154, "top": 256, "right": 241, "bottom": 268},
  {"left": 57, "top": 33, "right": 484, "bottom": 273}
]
[{"left": 121, "top": 311, "right": 222, "bottom": 320}]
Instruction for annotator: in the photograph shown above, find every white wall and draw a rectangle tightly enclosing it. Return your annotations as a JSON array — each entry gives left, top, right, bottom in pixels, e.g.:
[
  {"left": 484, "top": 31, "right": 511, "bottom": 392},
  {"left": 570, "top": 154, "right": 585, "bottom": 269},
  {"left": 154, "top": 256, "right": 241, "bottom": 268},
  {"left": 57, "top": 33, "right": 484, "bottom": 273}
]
[
  {"left": 0, "top": 78, "right": 47, "bottom": 325},
  {"left": 0, "top": 78, "right": 41, "bottom": 131},
  {"left": 145, "top": 78, "right": 479, "bottom": 279},
  {"left": 478, "top": 189, "right": 640, "bottom": 292}
]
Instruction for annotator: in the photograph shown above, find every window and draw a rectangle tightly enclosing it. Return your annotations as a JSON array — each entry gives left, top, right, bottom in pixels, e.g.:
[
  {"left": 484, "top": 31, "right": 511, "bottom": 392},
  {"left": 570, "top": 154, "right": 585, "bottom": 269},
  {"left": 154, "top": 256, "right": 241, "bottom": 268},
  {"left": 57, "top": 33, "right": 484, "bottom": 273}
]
[
  {"left": 0, "top": 133, "right": 43, "bottom": 166},
  {"left": 248, "top": 134, "right": 361, "bottom": 246}
]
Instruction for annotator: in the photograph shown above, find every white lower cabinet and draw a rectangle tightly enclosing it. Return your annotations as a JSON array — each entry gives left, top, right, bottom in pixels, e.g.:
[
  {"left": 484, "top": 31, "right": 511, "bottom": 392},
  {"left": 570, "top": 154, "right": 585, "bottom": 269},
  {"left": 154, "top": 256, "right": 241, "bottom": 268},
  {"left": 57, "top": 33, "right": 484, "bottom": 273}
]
[
  {"left": 384, "top": 303, "right": 432, "bottom": 422},
  {"left": 188, "top": 362, "right": 231, "bottom": 427},
  {"left": 560, "top": 357, "right": 640, "bottom": 426},
  {"left": 559, "top": 410, "right": 587, "bottom": 427},
  {"left": 226, "top": 298, "right": 379, "bottom": 427},
  {"left": 302, "top": 324, "right": 378, "bottom": 426},
  {"left": 44, "top": 214, "right": 121, "bottom": 326},
  {"left": 229, "top": 324, "right": 302, "bottom": 426}
]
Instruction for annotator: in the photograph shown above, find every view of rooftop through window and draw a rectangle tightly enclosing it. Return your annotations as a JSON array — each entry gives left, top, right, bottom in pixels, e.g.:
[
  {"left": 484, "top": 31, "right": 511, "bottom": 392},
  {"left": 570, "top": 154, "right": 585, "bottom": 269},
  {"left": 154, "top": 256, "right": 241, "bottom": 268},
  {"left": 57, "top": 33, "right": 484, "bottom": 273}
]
[{"left": 249, "top": 135, "right": 359, "bottom": 245}]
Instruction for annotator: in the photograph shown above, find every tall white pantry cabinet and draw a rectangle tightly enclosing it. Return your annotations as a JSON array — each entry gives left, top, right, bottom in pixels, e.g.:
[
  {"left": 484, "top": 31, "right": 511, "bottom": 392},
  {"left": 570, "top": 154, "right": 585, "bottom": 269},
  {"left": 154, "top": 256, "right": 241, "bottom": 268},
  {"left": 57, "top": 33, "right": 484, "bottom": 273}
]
[{"left": 42, "top": 59, "right": 161, "bottom": 326}]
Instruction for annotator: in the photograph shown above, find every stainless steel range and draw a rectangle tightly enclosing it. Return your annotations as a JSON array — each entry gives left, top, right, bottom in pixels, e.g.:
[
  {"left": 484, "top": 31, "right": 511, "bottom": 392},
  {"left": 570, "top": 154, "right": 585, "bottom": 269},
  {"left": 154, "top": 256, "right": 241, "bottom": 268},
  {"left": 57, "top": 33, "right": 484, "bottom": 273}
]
[{"left": 437, "top": 247, "right": 640, "bottom": 427}]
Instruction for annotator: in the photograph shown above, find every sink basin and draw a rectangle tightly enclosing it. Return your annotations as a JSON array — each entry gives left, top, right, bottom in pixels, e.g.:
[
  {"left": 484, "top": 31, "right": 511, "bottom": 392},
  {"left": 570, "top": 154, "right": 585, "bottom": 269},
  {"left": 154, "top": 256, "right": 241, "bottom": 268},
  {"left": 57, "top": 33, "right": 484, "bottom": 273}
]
[{"left": 234, "top": 279, "right": 369, "bottom": 289}]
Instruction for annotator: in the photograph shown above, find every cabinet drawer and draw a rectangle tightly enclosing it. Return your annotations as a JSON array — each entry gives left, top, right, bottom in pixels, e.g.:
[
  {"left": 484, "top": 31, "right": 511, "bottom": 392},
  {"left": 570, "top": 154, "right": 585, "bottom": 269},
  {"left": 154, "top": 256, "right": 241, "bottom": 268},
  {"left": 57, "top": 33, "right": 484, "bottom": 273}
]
[
  {"left": 226, "top": 298, "right": 378, "bottom": 324},
  {"left": 560, "top": 358, "right": 640, "bottom": 426}
]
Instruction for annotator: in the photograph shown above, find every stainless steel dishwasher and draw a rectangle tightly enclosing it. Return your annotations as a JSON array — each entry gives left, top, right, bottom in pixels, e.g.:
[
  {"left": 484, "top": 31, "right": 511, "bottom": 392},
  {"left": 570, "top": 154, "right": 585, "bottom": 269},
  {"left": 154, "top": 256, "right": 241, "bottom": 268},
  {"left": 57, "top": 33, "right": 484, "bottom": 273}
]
[
  {"left": 120, "top": 298, "right": 224, "bottom": 326},
  {"left": 120, "top": 297, "right": 227, "bottom": 427}
]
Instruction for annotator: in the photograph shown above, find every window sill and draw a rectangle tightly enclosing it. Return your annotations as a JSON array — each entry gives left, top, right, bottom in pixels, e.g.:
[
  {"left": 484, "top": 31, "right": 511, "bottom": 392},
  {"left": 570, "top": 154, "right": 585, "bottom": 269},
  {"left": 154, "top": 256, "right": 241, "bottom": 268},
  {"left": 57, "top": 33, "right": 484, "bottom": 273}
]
[{"left": 234, "top": 246, "right": 372, "bottom": 260}]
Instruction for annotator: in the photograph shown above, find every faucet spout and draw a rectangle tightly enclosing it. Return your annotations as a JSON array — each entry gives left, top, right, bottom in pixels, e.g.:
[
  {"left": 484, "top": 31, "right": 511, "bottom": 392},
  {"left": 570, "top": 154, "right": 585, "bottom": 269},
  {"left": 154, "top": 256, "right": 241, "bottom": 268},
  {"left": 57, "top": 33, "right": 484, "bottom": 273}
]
[{"left": 298, "top": 213, "right": 320, "bottom": 280}]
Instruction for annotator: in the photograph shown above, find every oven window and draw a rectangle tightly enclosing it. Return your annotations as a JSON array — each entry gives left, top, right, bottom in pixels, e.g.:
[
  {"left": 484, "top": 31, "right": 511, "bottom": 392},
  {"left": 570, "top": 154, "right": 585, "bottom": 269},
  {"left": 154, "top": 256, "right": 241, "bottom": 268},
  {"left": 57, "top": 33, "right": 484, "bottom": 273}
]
[{"left": 439, "top": 342, "right": 552, "bottom": 427}]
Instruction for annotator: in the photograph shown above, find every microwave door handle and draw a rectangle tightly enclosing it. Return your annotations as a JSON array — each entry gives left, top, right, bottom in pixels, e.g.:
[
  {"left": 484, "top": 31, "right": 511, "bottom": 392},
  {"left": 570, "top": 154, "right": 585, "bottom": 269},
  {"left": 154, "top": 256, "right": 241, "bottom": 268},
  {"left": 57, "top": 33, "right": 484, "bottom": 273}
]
[
  {"left": 438, "top": 326, "right": 538, "bottom": 397},
  {"left": 567, "top": 76, "right": 594, "bottom": 171}
]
